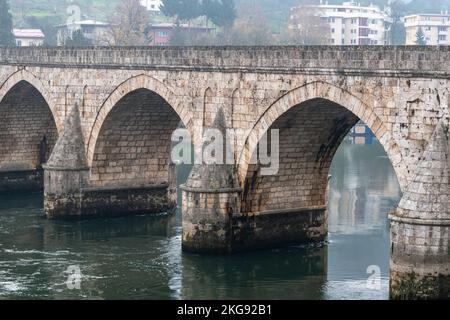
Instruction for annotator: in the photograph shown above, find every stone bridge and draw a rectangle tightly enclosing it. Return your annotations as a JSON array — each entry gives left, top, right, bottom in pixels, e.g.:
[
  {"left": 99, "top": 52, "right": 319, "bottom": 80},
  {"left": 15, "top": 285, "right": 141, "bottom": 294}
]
[{"left": 0, "top": 46, "right": 448, "bottom": 299}]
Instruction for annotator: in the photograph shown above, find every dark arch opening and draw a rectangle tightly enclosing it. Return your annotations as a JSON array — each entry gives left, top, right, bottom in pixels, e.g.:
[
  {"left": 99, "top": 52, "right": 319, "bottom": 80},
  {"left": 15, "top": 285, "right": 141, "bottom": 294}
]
[
  {"left": 0, "top": 81, "right": 58, "bottom": 192},
  {"left": 240, "top": 98, "right": 402, "bottom": 298},
  {"left": 242, "top": 98, "right": 362, "bottom": 213},
  {"left": 91, "top": 88, "right": 182, "bottom": 189}
]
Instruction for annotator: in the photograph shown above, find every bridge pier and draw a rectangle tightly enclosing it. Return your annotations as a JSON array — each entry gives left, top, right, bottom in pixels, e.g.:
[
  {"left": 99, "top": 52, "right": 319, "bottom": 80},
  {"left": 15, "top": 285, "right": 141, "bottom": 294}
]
[
  {"left": 43, "top": 104, "right": 90, "bottom": 219},
  {"left": 390, "top": 221, "right": 449, "bottom": 299},
  {"left": 44, "top": 104, "right": 176, "bottom": 219},
  {"left": 181, "top": 109, "right": 328, "bottom": 253},
  {"left": 389, "top": 120, "right": 450, "bottom": 300},
  {"left": 181, "top": 109, "right": 241, "bottom": 253}
]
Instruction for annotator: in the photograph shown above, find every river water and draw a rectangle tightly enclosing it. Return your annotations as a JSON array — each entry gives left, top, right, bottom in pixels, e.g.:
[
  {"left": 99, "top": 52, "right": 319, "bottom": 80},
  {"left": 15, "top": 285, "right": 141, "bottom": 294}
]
[{"left": 0, "top": 140, "right": 401, "bottom": 300}]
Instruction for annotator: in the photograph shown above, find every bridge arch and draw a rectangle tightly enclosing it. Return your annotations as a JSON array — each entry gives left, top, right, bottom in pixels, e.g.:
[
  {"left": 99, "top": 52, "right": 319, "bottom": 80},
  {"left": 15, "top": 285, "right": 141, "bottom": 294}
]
[
  {"left": 87, "top": 74, "right": 192, "bottom": 189},
  {"left": 0, "top": 71, "right": 59, "bottom": 178},
  {"left": 87, "top": 74, "right": 192, "bottom": 166},
  {"left": 237, "top": 81, "right": 406, "bottom": 214},
  {"left": 0, "top": 69, "right": 62, "bottom": 131}
]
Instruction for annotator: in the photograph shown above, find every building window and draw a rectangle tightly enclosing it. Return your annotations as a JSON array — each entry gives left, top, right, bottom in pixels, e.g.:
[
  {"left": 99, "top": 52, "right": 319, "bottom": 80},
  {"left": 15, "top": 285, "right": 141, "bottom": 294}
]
[
  {"left": 359, "top": 18, "right": 368, "bottom": 26},
  {"left": 16, "top": 40, "right": 22, "bottom": 46},
  {"left": 331, "top": 38, "right": 335, "bottom": 44},
  {"left": 439, "top": 26, "right": 447, "bottom": 32},
  {"left": 331, "top": 28, "right": 335, "bottom": 33},
  {"left": 426, "top": 27, "right": 431, "bottom": 31},
  {"left": 157, "top": 31, "right": 168, "bottom": 37},
  {"left": 439, "top": 35, "right": 447, "bottom": 41},
  {"left": 351, "top": 18, "right": 357, "bottom": 24},
  {"left": 328, "top": 17, "right": 335, "bottom": 23}
]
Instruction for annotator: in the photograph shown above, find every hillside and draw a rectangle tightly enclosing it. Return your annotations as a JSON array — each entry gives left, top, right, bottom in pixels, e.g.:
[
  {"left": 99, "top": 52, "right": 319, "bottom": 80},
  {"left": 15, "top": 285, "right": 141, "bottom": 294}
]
[
  {"left": 11, "top": 0, "right": 121, "bottom": 25},
  {"left": 8, "top": 0, "right": 450, "bottom": 44},
  {"left": 10, "top": 0, "right": 142, "bottom": 44},
  {"left": 10, "top": 0, "right": 450, "bottom": 25}
]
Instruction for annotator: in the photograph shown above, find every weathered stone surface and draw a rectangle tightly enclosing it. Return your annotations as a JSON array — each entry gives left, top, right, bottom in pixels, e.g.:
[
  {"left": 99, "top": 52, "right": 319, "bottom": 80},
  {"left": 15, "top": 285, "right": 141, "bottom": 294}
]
[
  {"left": 390, "top": 258, "right": 450, "bottom": 300},
  {"left": 90, "top": 89, "right": 179, "bottom": 188},
  {"left": 46, "top": 184, "right": 174, "bottom": 220},
  {"left": 0, "top": 46, "right": 449, "bottom": 298},
  {"left": 389, "top": 118, "right": 450, "bottom": 300},
  {"left": 0, "top": 169, "right": 43, "bottom": 192},
  {"left": 0, "top": 81, "right": 58, "bottom": 176},
  {"left": 231, "top": 207, "right": 327, "bottom": 251},
  {"left": 395, "top": 120, "right": 450, "bottom": 220},
  {"left": 45, "top": 103, "right": 88, "bottom": 170},
  {"left": 243, "top": 100, "right": 358, "bottom": 213},
  {"left": 182, "top": 108, "right": 241, "bottom": 253},
  {"left": 390, "top": 219, "right": 450, "bottom": 300}
]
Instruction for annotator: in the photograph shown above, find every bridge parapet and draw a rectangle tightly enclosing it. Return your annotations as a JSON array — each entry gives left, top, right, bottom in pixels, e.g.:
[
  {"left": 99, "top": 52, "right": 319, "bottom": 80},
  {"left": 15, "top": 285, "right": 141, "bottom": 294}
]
[{"left": 1, "top": 46, "right": 450, "bottom": 76}]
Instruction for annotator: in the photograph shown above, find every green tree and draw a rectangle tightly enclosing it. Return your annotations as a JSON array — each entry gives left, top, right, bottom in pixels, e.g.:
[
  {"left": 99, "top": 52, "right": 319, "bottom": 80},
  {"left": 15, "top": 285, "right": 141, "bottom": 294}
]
[
  {"left": 169, "top": 22, "right": 188, "bottom": 45},
  {"left": 203, "top": 0, "right": 236, "bottom": 29},
  {"left": 161, "top": 0, "right": 202, "bottom": 22},
  {"left": 65, "top": 29, "right": 92, "bottom": 47},
  {"left": 415, "top": 27, "right": 426, "bottom": 46},
  {"left": 179, "top": 0, "right": 202, "bottom": 21},
  {"left": 389, "top": 0, "right": 406, "bottom": 45},
  {"left": 24, "top": 15, "right": 62, "bottom": 46},
  {"left": 160, "top": 0, "right": 181, "bottom": 19},
  {"left": 0, "top": 0, "right": 15, "bottom": 46}
]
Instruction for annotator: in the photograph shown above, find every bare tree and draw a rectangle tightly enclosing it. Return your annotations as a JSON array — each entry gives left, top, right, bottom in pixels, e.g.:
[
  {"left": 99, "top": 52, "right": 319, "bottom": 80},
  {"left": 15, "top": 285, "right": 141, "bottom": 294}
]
[
  {"left": 285, "top": 5, "right": 330, "bottom": 45},
  {"left": 222, "top": 15, "right": 275, "bottom": 45},
  {"left": 220, "top": 0, "right": 274, "bottom": 45},
  {"left": 108, "top": 0, "right": 150, "bottom": 46}
]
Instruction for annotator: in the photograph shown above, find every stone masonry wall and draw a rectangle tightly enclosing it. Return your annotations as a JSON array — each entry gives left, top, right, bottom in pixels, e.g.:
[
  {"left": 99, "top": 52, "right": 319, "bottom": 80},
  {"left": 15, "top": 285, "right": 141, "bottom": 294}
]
[
  {"left": 1, "top": 46, "right": 450, "bottom": 75},
  {"left": 0, "top": 47, "right": 448, "bottom": 207},
  {"left": 0, "top": 81, "right": 58, "bottom": 170},
  {"left": 243, "top": 99, "right": 358, "bottom": 213},
  {"left": 90, "top": 88, "right": 180, "bottom": 188}
]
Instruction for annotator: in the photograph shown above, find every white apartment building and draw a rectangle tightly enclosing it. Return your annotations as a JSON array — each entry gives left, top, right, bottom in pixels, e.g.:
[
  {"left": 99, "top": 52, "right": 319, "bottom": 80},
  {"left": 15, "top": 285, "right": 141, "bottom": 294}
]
[
  {"left": 290, "top": 1, "right": 392, "bottom": 45},
  {"left": 404, "top": 13, "right": 450, "bottom": 45},
  {"left": 140, "top": 0, "right": 162, "bottom": 12}
]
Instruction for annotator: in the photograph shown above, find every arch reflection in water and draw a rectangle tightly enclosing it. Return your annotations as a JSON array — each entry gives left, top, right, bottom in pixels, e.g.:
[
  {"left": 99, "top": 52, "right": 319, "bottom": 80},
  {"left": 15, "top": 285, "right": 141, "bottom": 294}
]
[
  {"left": 180, "top": 245, "right": 327, "bottom": 300},
  {"left": 326, "top": 140, "right": 401, "bottom": 300}
]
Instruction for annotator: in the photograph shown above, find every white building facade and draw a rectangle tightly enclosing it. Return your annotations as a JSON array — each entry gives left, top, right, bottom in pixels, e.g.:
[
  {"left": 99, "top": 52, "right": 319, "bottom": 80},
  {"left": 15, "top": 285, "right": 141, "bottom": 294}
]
[
  {"left": 404, "top": 13, "right": 450, "bottom": 45},
  {"left": 140, "top": 0, "right": 162, "bottom": 12},
  {"left": 290, "top": 1, "right": 392, "bottom": 45},
  {"left": 55, "top": 20, "right": 113, "bottom": 46},
  {"left": 13, "top": 29, "right": 45, "bottom": 47}
]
